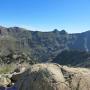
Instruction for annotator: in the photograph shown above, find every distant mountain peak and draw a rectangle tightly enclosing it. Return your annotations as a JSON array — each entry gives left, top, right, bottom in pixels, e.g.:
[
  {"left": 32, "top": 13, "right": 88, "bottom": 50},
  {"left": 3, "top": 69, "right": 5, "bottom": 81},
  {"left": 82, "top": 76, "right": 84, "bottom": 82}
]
[
  {"left": 53, "top": 29, "right": 59, "bottom": 31},
  {"left": 60, "top": 29, "right": 67, "bottom": 34},
  {"left": 53, "top": 29, "right": 59, "bottom": 33},
  {"left": 53, "top": 29, "right": 67, "bottom": 34}
]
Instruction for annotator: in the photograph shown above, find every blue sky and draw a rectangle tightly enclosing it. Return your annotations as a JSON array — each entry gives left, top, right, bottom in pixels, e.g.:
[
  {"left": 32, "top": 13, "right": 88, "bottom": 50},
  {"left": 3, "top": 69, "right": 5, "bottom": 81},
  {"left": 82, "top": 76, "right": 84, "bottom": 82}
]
[{"left": 0, "top": 0, "right": 90, "bottom": 33}]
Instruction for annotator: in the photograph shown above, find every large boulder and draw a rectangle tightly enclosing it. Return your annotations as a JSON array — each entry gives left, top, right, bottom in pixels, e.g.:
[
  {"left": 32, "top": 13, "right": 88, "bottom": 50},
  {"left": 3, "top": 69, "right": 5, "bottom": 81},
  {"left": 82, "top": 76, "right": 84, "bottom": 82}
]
[
  {"left": 61, "top": 66, "right": 90, "bottom": 90},
  {"left": 15, "top": 63, "right": 69, "bottom": 90}
]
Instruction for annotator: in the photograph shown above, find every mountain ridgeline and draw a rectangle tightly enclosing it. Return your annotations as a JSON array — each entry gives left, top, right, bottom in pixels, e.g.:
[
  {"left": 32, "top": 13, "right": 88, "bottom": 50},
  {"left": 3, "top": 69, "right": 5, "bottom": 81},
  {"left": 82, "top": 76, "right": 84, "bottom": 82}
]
[{"left": 0, "top": 26, "right": 90, "bottom": 65}]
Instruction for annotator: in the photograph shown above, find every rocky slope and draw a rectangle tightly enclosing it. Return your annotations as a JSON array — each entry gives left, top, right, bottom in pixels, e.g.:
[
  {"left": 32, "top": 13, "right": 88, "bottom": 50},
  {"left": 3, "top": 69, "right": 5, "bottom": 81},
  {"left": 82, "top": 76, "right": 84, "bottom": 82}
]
[
  {"left": 53, "top": 50, "right": 90, "bottom": 67},
  {"left": 2, "top": 63, "right": 90, "bottom": 90},
  {"left": 0, "top": 26, "right": 90, "bottom": 63},
  {"left": 0, "top": 52, "right": 36, "bottom": 64}
]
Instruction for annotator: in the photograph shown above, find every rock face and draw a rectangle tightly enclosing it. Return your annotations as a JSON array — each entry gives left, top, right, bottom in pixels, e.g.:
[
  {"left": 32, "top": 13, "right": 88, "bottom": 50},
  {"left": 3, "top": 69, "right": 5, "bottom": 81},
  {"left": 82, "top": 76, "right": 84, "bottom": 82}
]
[{"left": 13, "top": 63, "right": 90, "bottom": 90}]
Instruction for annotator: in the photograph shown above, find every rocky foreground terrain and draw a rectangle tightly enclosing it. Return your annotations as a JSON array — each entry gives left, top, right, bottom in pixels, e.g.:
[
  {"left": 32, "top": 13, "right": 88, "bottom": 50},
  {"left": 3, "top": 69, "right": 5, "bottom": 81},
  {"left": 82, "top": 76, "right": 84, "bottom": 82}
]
[{"left": 0, "top": 63, "right": 90, "bottom": 90}]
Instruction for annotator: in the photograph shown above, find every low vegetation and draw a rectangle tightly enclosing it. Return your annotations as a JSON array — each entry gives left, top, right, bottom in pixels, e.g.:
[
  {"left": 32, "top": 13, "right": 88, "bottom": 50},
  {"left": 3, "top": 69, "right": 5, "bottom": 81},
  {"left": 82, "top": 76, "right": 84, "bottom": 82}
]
[
  {"left": 0, "top": 62, "right": 30, "bottom": 74},
  {"left": 53, "top": 50, "right": 90, "bottom": 68},
  {"left": 0, "top": 64, "right": 17, "bottom": 74}
]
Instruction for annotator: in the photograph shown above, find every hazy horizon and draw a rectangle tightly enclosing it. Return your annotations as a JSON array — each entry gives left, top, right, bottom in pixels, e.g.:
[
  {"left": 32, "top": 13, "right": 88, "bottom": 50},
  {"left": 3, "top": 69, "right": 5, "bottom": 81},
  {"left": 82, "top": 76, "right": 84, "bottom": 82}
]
[{"left": 0, "top": 0, "right": 90, "bottom": 33}]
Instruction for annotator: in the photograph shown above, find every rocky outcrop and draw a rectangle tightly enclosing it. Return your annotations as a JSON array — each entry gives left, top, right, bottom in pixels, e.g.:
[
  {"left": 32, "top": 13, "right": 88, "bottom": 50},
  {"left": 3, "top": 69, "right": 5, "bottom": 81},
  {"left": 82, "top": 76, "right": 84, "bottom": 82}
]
[
  {"left": 61, "top": 66, "right": 90, "bottom": 90},
  {"left": 12, "top": 63, "right": 90, "bottom": 90},
  {"left": 14, "top": 63, "right": 68, "bottom": 90}
]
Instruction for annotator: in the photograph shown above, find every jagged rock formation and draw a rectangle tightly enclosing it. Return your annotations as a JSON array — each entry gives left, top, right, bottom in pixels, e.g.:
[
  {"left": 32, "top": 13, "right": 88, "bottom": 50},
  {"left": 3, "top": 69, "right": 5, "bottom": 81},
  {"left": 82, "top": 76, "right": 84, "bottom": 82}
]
[
  {"left": 11, "top": 63, "right": 90, "bottom": 90},
  {"left": 0, "top": 26, "right": 90, "bottom": 63}
]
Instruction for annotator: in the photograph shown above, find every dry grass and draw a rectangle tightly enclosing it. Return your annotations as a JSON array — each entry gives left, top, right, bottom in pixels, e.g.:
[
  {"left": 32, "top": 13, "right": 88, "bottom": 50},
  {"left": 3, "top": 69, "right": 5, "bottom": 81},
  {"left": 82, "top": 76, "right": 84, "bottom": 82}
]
[
  {"left": 0, "top": 64, "right": 17, "bottom": 74},
  {"left": 0, "top": 62, "right": 30, "bottom": 74}
]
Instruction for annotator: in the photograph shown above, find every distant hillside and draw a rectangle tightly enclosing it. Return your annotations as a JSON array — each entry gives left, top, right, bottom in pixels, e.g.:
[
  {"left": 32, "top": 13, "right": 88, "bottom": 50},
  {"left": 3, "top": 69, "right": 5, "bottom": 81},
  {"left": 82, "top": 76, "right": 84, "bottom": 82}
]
[
  {"left": 53, "top": 50, "right": 90, "bottom": 67},
  {"left": 0, "top": 26, "right": 90, "bottom": 63}
]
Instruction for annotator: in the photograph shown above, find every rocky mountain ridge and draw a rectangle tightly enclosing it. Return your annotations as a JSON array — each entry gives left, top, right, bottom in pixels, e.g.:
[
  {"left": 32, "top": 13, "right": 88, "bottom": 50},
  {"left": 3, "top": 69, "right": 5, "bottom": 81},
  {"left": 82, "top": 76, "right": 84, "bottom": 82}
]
[{"left": 0, "top": 26, "right": 90, "bottom": 63}]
